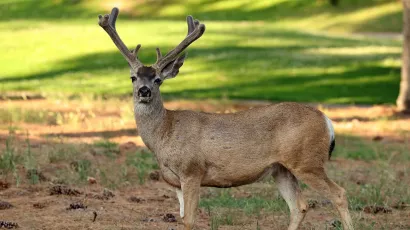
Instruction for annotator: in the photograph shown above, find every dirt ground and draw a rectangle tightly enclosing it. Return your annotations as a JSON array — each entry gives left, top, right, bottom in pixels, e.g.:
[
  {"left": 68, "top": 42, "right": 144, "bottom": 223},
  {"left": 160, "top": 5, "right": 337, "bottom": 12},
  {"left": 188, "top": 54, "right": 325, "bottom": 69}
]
[{"left": 0, "top": 99, "right": 409, "bottom": 230}]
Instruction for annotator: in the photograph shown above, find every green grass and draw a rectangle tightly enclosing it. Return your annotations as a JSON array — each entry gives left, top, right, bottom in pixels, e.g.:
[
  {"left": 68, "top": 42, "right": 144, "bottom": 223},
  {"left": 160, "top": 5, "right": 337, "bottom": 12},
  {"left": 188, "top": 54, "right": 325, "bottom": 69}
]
[
  {"left": 126, "top": 150, "right": 159, "bottom": 184},
  {"left": 0, "top": 137, "right": 21, "bottom": 183},
  {"left": 200, "top": 188, "right": 288, "bottom": 215},
  {"left": 0, "top": 0, "right": 402, "bottom": 104},
  {"left": 334, "top": 134, "right": 410, "bottom": 161},
  {"left": 92, "top": 140, "right": 119, "bottom": 158}
]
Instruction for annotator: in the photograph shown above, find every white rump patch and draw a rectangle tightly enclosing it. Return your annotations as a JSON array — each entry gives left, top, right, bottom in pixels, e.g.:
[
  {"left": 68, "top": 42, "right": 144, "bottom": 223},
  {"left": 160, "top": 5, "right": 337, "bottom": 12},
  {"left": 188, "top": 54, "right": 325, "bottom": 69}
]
[
  {"left": 324, "top": 115, "right": 335, "bottom": 144},
  {"left": 176, "top": 189, "right": 184, "bottom": 218}
]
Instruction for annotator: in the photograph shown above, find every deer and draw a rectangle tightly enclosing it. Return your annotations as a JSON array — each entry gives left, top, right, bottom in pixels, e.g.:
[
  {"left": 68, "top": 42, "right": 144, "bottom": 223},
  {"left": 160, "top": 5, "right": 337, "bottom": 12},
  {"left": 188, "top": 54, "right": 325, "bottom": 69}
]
[{"left": 98, "top": 8, "right": 354, "bottom": 230}]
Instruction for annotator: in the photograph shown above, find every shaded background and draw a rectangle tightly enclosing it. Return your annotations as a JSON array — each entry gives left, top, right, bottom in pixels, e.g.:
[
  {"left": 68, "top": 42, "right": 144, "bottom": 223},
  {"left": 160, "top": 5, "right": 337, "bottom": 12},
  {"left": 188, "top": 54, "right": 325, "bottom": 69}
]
[{"left": 0, "top": 0, "right": 402, "bottom": 104}]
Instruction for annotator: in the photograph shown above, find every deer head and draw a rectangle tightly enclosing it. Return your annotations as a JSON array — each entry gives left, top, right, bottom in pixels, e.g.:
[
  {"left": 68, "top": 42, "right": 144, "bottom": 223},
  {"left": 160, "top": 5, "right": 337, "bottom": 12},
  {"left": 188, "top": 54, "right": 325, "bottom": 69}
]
[{"left": 98, "top": 8, "right": 205, "bottom": 103}]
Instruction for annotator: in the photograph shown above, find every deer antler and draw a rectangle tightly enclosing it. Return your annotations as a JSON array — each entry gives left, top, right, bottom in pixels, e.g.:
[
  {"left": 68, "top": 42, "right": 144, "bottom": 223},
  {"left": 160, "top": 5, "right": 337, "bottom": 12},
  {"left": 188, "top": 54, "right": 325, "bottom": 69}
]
[
  {"left": 98, "top": 7, "right": 143, "bottom": 69},
  {"left": 152, "top": 15, "right": 205, "bottom": 71}
]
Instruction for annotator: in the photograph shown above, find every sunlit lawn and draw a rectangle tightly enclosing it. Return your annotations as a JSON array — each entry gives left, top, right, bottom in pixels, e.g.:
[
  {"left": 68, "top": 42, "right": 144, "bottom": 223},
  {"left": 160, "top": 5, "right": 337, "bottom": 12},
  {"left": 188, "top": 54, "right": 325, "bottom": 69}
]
[{"left": 0, "top": 0, "right": 402, "bottom": 104}]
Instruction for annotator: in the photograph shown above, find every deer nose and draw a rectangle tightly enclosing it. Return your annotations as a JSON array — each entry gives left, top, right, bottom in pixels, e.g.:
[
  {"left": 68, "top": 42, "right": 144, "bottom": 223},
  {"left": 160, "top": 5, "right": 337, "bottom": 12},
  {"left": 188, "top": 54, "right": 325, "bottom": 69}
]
[{"left": 138, "top": 86, "right": 151, "bottom": 97}]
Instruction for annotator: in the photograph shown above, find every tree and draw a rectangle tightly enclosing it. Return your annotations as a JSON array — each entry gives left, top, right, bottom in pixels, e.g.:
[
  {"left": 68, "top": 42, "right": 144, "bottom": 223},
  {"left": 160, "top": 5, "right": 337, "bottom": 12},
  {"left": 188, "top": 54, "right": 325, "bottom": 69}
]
[
  {"left": 329, "top": 0, "right": 339, "bottom": 7},
  {"left": 397, "top": 0, "right": 410, "bottom": 113}
]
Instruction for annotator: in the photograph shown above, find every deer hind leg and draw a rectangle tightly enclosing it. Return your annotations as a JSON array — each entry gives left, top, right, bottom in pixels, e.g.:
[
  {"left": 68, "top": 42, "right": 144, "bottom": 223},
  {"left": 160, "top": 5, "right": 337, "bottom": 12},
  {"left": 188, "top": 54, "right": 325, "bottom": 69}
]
[
  {"left": 294, "top": 169, "right": 354, "bottom": 230},
  {"left": 181, "top": 177, "right": 201, "bottom": 230},
  {"left": 272, "top": 164, "right": 308, "bottom": 230}
]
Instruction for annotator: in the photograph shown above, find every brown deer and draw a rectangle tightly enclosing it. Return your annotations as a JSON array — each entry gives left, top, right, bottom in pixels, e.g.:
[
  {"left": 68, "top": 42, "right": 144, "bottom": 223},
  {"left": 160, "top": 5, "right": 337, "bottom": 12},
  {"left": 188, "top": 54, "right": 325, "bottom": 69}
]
[{"left": 98, "top": 8, "right": 354, "bottom": 230}]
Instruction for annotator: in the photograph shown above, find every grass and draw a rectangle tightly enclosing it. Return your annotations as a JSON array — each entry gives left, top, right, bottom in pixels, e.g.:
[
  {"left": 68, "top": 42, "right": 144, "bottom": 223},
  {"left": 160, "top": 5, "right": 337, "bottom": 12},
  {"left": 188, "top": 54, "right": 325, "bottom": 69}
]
[
  {"left": 126, "top": 149, "right": 159, "bottom": 185},
  {"left": 0, "top": 0, "right": 402, "bottom": 105},
  {"left": 0, "top": 137, "right": 20, "bottom": 183},
  {"left": 92, "top": 139, "right": 119, "bottom": 158},
  {"left": 200, "top": 188, "right": 288, "bottom": 215},
  {"left": 0, "top": 103, "right": 408, "bottom": 229},
  {"left": 334, "top": 135, "right": 410, "bottom": 161},
  {"left": 0, "top": 107, "right": 96, "bottom": 127}
]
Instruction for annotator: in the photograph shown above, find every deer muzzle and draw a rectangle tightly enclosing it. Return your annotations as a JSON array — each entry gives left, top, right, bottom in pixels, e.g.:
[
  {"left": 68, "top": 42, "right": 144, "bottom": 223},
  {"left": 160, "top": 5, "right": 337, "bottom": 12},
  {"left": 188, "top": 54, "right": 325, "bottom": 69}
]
[{"left": 138, "top": 86, "right": 152, "bottom": 98}]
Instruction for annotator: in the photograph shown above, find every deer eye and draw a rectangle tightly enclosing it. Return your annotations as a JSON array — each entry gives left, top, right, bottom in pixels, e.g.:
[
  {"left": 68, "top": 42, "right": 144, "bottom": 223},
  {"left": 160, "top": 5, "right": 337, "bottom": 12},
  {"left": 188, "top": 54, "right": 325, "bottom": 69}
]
[
  {"left": 154, "top": 78, "right": 162, "bottom": 85},
  {"left": 131, "top": 76, "right": 137, "bottom": 82}
]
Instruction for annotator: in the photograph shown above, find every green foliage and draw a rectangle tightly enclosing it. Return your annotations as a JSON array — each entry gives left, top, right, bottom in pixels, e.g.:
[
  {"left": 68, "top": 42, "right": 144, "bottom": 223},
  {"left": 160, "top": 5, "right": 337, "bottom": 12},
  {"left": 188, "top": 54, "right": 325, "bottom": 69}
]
[
  {"left": 210, "top": 210, "right": 235, "bottom": 230},
  {"left": 92, "top": 140, "right": 119, "bottom": 158},
  {"left": 0, "top": 138, "right": 19, "bottom": 176},
  {"left": 200, "top": 188, "right": 288, "bottom": 215},
  {"left": 74, "top": 159, "right": 92, "bottom": 182},
  {"left": 347, "top": 171, "right": 410, "bottom": 211},
  {"left": 126, "top": 150, "right": 158, "bottom": 184},
  {"left": 48, "top": 144, "right": 81, "bottom": 163}
]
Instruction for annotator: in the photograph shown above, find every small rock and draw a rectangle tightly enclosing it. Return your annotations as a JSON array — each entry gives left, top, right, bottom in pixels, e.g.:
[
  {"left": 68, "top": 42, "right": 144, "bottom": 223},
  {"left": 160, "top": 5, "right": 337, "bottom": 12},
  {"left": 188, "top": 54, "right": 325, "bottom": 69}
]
[
  {"left": 119, "top": 141, "right": 138, "bottom": 154},
  {"left": 67, "top": 202, "right": 87, "bottom": 210},
  {"left": 0, "top": 201, "right": 13, "bottom": 210},
  {"left": 0, "top": 220, "right": 18, "bottom": 229},
  {"left": 162, "top": 213, "right": 177, "bottom": 222},
  {"left": 103, "top": 188, "right": 115, "bottom": 199},
  {"left": 33, "top": 202, "right": 46, "bottom": 209},
  {"left": 372, "top": 136, "right": 383, "bottom": 142},
  {"left": 49, "top": 185, "right": 82, "bottom": 196},
  {"left": 0, "top": 181, "right": 10, "bottom": 191},
  {"left": 149, "top": 171, "right": 160, "bottom": 181},
  {"left": 128, "top": 196, "right": 144, "bottom": 203},
  {"left": 87, "top": 177, "right": 97, "bottom": 184},
  {"left": 308, "top": 199, "right": 318, "bottom": 209},
  {"left": 363, "top": 205, "right": 392, "bottom": 214}
]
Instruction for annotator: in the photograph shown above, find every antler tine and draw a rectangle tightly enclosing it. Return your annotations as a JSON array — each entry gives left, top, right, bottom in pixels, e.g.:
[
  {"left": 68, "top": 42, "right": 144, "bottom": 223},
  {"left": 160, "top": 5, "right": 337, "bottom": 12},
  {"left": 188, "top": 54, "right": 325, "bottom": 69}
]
[
  {"left": 153, "top": 16, "right": 205, "bottom": 71},
  {"left": 98, "top": 8, "right": 143, "bottom": 69},
  {"left": 156, "top": 47, "right": 162, "bottom": 60},
  {"left": 132, "top": 44, "right": 142, "bottom": 57},
  {"left": 187, "top": 16, "right": 195, "bottom": 35}
]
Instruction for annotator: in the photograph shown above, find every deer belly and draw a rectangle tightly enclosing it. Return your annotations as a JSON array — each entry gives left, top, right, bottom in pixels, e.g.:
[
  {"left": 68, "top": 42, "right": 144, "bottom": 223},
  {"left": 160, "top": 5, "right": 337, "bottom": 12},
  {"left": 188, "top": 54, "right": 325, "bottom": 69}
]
[{"left": 201, "top": 164, "right": 273, "bottom": 188}]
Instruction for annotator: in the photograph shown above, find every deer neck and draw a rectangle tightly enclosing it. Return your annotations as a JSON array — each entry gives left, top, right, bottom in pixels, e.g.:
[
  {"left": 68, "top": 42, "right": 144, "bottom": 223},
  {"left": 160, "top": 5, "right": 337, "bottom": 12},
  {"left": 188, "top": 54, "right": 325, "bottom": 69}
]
[{"left": 133, "top": 94, "right": 167, "bottom": 150}]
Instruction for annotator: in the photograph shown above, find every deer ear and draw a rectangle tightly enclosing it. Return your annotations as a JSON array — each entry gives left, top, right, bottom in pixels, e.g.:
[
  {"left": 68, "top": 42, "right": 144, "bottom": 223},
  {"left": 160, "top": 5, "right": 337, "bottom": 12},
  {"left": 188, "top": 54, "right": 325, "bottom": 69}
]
[{"left": 161, "top": 53, "right": 187, "bottom": 80}]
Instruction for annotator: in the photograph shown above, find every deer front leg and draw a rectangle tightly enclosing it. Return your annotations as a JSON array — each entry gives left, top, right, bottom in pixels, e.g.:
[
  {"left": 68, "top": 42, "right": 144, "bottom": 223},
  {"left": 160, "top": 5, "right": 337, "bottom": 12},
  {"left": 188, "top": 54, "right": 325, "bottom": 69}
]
[
  {"left": 176, "top": 188, "right": 184, "bottom": 218},
  {"left": 181, "top": 177, "right": 201, "bottom": 230}
]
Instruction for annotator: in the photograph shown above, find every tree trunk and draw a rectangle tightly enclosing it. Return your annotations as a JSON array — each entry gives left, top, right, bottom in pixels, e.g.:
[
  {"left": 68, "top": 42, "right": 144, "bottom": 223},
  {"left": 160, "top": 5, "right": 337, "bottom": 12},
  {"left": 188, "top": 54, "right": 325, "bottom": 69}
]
[
  {"left": 329, "top": 0, "right": 339, "bottom": 7},
  {"left": 397, "top": 0, "right": 410, "bottom": 113}
]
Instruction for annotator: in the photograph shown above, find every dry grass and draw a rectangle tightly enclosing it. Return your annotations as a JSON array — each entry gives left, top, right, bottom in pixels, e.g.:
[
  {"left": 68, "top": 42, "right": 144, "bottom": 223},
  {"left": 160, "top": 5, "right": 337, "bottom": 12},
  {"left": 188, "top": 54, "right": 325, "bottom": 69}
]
[{"left": 0, "top": 98, "right": 409, "bottom": 229}]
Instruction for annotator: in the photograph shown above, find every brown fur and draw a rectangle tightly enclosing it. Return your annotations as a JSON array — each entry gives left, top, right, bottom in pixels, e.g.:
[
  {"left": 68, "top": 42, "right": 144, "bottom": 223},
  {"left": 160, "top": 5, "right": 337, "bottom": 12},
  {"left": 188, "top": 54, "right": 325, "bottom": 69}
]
[
  {"left": 98, "top": 8, "right": 354, "bottom": 230},
  {"left": 133, "top": 95, "right": 353, "bottom": 230}
]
